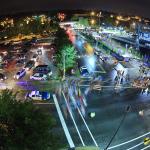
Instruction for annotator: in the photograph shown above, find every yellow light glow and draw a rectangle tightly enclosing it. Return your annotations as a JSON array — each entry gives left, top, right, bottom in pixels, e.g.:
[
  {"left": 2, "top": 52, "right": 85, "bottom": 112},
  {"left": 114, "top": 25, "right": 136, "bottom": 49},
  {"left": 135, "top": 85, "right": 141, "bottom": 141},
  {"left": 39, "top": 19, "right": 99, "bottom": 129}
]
[
  {"left": 90, "top": 19, "right": 95, "bottom": 25},
  {"left": 91, "top": 11, "right": 95, "bottom": 16}
]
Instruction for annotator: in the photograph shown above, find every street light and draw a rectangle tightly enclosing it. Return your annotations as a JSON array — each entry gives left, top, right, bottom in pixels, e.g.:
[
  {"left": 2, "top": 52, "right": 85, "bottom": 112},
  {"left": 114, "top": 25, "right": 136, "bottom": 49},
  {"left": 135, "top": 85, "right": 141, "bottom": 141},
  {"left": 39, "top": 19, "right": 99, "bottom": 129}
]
[
  {"left": 98, "top": 12, "right": 102, "bottom": 27},
  {"left": 104, "top": 105, "right": 131, "bottom": 150},
  {"left": 90, "top": 19, "right": 96, "bottom": 25},
  {"left": 91, "top": 11, "right": 95, "bottom": 16},
  {"left": 115, "top": 20, "right": 119, "bottom": 26}
]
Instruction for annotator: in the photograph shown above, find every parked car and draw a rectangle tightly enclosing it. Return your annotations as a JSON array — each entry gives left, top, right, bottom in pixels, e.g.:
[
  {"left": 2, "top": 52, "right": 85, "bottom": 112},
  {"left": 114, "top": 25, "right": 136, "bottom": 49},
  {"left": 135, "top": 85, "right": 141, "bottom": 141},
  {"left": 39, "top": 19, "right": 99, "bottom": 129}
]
[
  {"left": 24, "top": 60, "right": 35, "bottom": 71},
  {"left": 0, "top": 73, "right": 7, "bottom": 81},
  {"left": 16, "top": 59, "right": 26, "bottom": 66},
  {"left": 80, "top": 66, "right": 90, "bottom": 77},
  {"left": 37, "top": 49, "right": 42, "bottom": 55},
  {"left": 33, "top": 65, "right": 52, "bottom": 75},
  {"left": 14, "top": 69, "right": 26, "bottom": 79},
  {"left": 25, "top": 91, "right": 50, "bottom": 101},
  {"left": 30, "top": 73, "right": 48, "bottom": 80}
]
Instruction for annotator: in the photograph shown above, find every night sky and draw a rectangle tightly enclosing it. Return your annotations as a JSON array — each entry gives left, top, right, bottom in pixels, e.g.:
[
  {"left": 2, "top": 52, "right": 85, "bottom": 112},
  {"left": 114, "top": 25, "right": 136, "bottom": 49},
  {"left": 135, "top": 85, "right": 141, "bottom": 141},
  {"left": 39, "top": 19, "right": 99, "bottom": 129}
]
[{"left": 0, "top": 0, "right": 149, "bottom": 18}]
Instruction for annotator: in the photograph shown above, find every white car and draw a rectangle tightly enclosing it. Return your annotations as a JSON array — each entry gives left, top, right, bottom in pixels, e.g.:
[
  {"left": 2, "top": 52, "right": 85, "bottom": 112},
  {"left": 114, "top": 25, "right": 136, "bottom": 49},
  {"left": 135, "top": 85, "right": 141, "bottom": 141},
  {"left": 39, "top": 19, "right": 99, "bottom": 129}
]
[
  {"left": 30, "top": 73, "right": 47, "bottom": 80},
  {"left": 25, "top": 91, "right": 50, "bottom": 101},
  {"left": 14, "top": 69, "right": 26, "bottom": 79}
]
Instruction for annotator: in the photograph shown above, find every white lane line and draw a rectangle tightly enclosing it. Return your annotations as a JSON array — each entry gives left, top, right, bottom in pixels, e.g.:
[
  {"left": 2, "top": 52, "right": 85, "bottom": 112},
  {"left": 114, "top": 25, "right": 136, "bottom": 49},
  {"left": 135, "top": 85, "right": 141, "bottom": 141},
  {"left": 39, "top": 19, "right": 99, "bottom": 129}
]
[
  {"left": 108, "top": 131, "right": 150, "bottom": 149},
  {"left": 76, "top": 106, "right": 98, "bottom": 147},
  {"left": 53, "top": 94, "right": 75, "bottom": 149},
  {"left": 141, "top": 145, "right": 150, "bottom": 150},
  {"left": 62, "top": 91, "right": 85, "bottom": 146},
  {"left": 69, "top": 88, "right": 98, "bottom": 147},
  {"left": 126, "top": 142, "right": 143, "bottom": 150}
]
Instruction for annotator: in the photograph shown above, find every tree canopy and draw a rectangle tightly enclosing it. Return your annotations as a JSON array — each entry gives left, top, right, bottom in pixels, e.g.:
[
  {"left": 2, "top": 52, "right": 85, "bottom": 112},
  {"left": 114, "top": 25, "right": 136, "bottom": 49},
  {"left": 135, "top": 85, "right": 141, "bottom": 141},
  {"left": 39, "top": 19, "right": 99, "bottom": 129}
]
[
  {"left": 56, "top": 44, "right": 77, "bottom": 72},
  {"left": 0, "top": 90, "right": 60, "bottom": 150}
]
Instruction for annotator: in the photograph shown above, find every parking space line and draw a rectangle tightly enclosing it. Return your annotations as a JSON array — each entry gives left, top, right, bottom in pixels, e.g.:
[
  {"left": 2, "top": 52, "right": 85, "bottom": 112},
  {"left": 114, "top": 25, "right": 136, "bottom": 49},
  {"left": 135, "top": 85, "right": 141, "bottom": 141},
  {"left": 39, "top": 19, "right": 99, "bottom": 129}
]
[
  {"left": 126, "top": 142, "right": 143, "bottom": 150},
  {"left": 53, "top": 94, "right": 75, "bottom": 149},
  {"left": 108, "top": 131, "right": 150, "bottom": 149},
  {"left": 62, "top": 91, "right": 85, "bottom": 146}
]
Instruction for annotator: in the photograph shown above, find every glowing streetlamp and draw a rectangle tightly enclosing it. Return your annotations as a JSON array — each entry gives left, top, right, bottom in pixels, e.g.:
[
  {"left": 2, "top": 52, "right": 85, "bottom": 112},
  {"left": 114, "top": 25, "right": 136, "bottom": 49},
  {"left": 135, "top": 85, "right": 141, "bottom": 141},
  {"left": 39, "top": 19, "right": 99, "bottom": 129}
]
[
  {"left": 91, "top": 11, "right": 95, "bottom": 16},
  {"left": 90, "top": 19, "right": 96, "bottom": 25},
  {"left": 110, "top": 14, "right": 114, "bottom": 18},
  {"left": 115, "top": 20, "right": 119, "bottom": 26}
]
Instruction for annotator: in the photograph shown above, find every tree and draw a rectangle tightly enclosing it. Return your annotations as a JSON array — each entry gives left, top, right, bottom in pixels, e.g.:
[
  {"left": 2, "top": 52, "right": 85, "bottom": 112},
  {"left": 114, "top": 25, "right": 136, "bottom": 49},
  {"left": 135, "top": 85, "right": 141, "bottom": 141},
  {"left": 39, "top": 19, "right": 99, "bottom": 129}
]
[
  {"left": 78, "top": 18, "right": 89, "bottom": 27},
  {"left": 56, "top": 44, "right": 77, "bottom": 73},
  {"left": 54, "top": 27, "right": 71, "bottom": 50},
  {"left": 0, "top": 90, "right": 61, "bottom": 150}
]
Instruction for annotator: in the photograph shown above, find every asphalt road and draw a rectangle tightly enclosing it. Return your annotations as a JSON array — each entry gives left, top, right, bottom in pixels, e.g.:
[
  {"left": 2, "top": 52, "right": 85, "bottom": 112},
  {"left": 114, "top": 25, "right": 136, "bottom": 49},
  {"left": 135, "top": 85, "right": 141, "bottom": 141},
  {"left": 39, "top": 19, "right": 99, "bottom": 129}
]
[{"left": 55, "top": 29, "right": 150, "bottom": 149}]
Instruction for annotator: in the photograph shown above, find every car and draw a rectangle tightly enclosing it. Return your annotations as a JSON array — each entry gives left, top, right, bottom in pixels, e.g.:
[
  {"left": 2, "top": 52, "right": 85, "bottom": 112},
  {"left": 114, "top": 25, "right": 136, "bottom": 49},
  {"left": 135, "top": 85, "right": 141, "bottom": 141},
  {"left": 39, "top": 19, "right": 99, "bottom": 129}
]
[
  {"left": 30, "top": 73, "right": 48, "bottom": 80},
  {"left": 16, "top": 59, "right": 26, "bottom": 66},
  {"left": 0, "top": 73, "right": 7, "bottom": 81},
  {"left": 25, "top": 91, "right": 50, "bottom": 101},
  {"left": 80, "top": 66, "right": 90, "bottom": 77},
  {"left": 144, "top": 137, "right": 150, "bottom": 145},
  {"left": 31, "top": 54, "right": 39, "bottom": 62},
  {"left": 37, "top": 48, "right": 42, "bottom": 55},
  {"left": 33, "top": 65, "right": 52, "bottom": 75},
  {"left": 14, "top": 69, "right": 26, "bottom": 79},
  {"left": 24, "top": 60, "right": 35, "bottom": 71}
]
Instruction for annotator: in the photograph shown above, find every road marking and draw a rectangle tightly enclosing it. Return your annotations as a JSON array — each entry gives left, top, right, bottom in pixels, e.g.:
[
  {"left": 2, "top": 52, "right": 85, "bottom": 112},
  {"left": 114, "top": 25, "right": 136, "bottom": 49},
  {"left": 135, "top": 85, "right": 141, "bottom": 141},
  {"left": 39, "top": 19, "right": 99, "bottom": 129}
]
[
  {"left": 68, "top": 87, "right": 98, "bottom": 147},
  {"left": 126, "top": 142, "right": 143, "bottom": 150},
  {"left": 53, "top": 94, "right": 75, "bottom": 149},
  {"left": 108, "top": 131, "right": 150, "bottom": 149},
  {"left": 141, "top": 145, "right": 150, "bottom": 150},
  {"left": 76, "top": 106, "right": 98, "bottom": 147},
  {"left": 62, "top": 91, "right": 85, "bottom": 146}
]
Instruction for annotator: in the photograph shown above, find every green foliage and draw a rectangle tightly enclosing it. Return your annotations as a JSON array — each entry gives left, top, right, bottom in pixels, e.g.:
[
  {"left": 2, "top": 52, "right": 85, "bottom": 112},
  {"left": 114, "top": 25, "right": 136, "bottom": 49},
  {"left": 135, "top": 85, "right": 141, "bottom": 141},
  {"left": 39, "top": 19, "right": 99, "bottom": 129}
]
[
  {"left": 56, "top": 44, "right": 77, "bottom": 72},
  {"left": 78, "top": 18, "right": 89, "bottom": 26},
  {"left": 71, "top": 15, "right": 79, "bottom": 21},
  {"left": 0, "top": 90, "right": 60, "bottom": 150},
  {"left": 54, "top": 27, "right": 71, "bottom": 50},
  {"left": 0, "top": 17, "right": 59, "bottom": 39}
]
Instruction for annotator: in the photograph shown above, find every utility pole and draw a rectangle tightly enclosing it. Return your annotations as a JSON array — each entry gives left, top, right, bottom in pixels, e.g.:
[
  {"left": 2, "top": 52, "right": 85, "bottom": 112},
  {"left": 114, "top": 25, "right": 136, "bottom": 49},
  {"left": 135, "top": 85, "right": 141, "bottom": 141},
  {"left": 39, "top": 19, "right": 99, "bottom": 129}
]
[
  {"left": 99, "top": 11, "right": 102, "bottom": 27},
  {"left": 63, "top": 52, "right": 66, "bottom": 80}
]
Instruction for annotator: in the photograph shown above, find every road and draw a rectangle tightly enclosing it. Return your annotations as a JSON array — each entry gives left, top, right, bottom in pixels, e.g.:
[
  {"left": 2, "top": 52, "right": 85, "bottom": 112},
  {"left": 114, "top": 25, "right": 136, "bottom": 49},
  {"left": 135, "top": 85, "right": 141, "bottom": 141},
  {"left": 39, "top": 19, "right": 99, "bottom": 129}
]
[{"left": 54, "top": 28, "right": 150, "bottom": 149}]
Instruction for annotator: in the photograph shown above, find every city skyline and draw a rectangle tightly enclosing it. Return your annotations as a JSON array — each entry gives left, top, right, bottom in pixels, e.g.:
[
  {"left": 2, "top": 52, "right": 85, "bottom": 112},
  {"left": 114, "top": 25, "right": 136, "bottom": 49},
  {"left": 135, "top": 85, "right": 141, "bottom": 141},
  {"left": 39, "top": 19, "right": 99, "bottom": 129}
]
[{"left": 0, "top": 0, "right": 150, "bottom": 18}]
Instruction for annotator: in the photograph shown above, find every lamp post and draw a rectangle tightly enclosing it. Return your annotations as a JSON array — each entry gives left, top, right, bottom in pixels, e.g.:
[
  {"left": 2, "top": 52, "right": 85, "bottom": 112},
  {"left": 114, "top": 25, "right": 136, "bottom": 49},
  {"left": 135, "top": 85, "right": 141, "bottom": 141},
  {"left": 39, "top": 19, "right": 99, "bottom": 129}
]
[
  {"left": 104, "top": 105, "right": 131, "bottom": 150},
  {"left": 98, "top": 12, "right": 102, "bottom": 27},
  {"left": 63, "top": 52, "right": 66, "bottom": 80}
]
